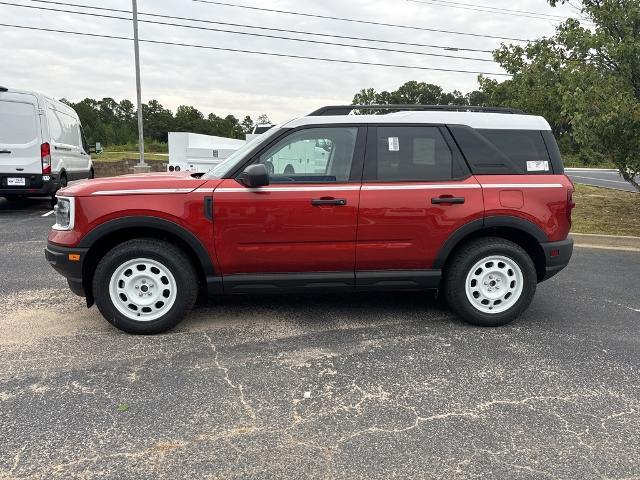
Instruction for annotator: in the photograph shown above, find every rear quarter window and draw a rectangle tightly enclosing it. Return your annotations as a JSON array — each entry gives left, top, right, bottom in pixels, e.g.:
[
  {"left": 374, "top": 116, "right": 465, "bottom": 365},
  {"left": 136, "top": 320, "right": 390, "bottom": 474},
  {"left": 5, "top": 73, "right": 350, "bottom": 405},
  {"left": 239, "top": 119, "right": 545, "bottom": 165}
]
[
  {"left": 448, "top": 126, "right": 553, "bottom": 175},
  {"left": 0, "top": 101, "right": 39, "bottom": 145}
]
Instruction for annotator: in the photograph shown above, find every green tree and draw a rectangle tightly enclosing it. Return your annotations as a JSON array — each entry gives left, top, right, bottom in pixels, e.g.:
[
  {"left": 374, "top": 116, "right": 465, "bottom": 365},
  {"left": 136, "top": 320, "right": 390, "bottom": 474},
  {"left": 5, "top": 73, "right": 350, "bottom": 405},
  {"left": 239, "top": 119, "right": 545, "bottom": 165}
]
[{"left": 484, "top": 0, "right": 640, "bottom": 189}]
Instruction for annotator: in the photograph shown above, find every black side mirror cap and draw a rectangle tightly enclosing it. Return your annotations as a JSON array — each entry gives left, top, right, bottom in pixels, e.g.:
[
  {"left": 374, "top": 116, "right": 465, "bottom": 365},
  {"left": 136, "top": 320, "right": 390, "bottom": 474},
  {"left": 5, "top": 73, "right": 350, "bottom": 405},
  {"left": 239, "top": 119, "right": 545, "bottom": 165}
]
[{"left": 238, "top": 164, "right": 270, "bottom": 188}]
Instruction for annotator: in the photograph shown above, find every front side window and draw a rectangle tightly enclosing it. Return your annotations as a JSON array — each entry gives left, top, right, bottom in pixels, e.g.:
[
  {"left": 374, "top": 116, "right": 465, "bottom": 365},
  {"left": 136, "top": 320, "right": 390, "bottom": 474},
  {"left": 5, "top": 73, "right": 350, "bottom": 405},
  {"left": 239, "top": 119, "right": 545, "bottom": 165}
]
[
  {"left": 375, "top": 126, "right": 453, "bottom": 181},
  {"left": 256, "top": 127, "right": 358, "bottom": 183}
]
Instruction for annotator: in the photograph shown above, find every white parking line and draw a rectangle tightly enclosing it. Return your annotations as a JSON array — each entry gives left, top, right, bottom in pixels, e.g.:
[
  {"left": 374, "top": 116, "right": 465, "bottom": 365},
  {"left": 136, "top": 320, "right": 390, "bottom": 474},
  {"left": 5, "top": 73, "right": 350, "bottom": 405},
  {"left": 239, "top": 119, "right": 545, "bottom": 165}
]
[{"left": 41, "top": 210, "right": 55, "bottom": 217}]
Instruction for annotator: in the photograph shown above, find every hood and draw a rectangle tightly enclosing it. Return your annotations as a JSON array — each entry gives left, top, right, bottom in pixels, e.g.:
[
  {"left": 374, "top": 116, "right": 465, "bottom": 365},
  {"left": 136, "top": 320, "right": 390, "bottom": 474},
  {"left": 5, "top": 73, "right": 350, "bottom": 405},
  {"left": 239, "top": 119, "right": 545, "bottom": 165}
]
[{"left": 59, "top": 172, "right": 208, "bottom": 197}]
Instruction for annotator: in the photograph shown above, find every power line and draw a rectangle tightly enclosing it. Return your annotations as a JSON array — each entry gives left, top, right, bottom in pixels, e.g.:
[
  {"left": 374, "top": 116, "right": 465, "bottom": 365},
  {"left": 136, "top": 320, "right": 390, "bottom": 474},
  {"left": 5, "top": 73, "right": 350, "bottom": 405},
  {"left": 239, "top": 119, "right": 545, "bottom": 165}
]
[
  {"left": 407, "top": 0, "right": 569, "bottom": 21},
  {"left": 0, "top": 22, "right": 511, "bottom": 76},
  {"left": 0, "top": 1, "right": 495, "bottom": 62},
  {"left": 191, "top": 0, "right": 531, "bottom": 42},
  {"left": 22, "top": 0, "right": 495, "bottom": 53}
]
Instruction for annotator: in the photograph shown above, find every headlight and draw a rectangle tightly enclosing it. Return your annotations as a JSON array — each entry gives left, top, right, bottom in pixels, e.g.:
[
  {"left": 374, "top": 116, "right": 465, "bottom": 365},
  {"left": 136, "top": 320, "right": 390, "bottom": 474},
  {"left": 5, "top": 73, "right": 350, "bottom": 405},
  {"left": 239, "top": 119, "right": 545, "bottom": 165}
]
[{"left": 52, "top": 196, "right": 75, "bottom": 231}]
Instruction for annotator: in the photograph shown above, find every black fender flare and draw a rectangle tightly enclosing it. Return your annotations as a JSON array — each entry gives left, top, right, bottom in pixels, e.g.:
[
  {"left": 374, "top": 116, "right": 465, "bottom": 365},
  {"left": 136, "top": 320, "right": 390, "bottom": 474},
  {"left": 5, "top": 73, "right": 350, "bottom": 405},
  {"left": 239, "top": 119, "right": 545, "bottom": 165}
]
[
  {"left": 433, "top": 215, "right": 549, "bottom": 269},
  {"left": 79, "top": 216, "right": 217, "bottom": 281}
]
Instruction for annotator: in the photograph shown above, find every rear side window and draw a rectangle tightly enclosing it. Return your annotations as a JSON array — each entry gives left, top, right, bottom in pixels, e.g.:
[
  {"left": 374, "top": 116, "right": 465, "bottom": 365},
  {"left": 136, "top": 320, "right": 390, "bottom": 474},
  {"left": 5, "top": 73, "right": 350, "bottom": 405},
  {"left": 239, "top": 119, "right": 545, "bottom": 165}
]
[
  {"left": 374, "top": 126, "right": 455, "bottom": 181},
  {"left": 47, "top": 109, "right": 80, "bottom": 147},
  {"left": 449, "top": 126, "right": 553, "bottom": 175},
  {"left": 0, "top": 101, "right": 39, "bottom": 144}
]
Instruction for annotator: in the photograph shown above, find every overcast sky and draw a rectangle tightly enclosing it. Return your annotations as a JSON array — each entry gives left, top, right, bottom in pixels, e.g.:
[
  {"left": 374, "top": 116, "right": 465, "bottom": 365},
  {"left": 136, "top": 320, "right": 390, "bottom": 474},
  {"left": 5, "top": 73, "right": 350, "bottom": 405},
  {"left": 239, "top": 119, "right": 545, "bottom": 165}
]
[{"left": 1, "top": 0, "right": 583, "bottom": 123}]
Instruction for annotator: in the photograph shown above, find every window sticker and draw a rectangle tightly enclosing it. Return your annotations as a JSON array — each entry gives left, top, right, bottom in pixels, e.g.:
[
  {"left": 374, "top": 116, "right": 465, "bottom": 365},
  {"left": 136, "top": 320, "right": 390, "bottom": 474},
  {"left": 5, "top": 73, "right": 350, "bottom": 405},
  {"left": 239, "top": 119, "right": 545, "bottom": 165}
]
[
  {"left": 526, "top": 160, "right": 549, "bottom": 172},
  {"left": 388, "top": 137, "right": 400, "bottom": 152}
]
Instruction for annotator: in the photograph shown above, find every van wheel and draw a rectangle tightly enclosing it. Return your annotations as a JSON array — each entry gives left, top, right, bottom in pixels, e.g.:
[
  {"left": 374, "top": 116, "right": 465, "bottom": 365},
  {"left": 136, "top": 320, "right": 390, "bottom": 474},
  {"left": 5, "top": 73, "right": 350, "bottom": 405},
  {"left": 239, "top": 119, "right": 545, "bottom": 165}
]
[
  {"left": 50, "top": 173, "right": 68, "bottom": 206},
  {"left": 89, "top": 168, "right": 95, "bottom": 179},
  {"left": 93, "top": 239, "right": 199, "bottom": 334},
  {"left": 444, "top": 237, "right": 536, "bottom": 327},
  {"left": 283, "top": 164, "right": 295, "bottom": 175}
]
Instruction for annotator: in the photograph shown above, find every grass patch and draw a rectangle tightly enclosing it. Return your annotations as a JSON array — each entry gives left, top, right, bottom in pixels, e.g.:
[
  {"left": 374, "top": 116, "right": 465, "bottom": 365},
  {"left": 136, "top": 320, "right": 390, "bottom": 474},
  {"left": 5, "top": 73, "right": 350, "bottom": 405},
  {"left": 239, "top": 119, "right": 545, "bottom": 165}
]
[
  {"left": 93, "top": 151, "right": 168, "bottom": 163},
  {"left": 572, "top": 184, "right": 640, "bottom": 236}
]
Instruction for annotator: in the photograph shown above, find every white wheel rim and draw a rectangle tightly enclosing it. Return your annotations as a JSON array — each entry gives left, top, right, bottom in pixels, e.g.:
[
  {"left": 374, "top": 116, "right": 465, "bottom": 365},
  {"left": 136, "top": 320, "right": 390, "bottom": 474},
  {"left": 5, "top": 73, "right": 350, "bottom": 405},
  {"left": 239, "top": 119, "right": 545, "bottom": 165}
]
[
  {"left": 464, "top": 255, "right": 524, "bottom": 314},
  {"left": 109, "top": 257, "right": 178, "bottom": 322}
]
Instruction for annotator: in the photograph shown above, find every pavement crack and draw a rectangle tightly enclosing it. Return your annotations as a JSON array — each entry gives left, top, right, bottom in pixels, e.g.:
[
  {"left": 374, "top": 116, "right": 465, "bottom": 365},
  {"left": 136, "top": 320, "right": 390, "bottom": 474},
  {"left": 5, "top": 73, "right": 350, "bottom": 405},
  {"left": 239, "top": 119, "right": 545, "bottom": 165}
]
[{"left": 203, "top": 332, "right": 256, "bottom": 422}]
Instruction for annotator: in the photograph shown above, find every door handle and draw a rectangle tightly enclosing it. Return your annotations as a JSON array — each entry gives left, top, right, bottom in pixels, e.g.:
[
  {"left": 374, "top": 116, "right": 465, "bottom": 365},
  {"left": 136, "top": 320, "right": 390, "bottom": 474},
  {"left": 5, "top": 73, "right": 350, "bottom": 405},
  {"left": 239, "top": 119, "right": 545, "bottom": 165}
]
[
  {"left": 0, "top": 149, "right": 11, "bottom": 154},
  {"left": 311, "top": 198, "right": 347, "bottom": 206},
  {"left": 431, "top": 196, "right": 465, "bottom": 205},
  {"left": 54, "top": 145, "right": 72, "bottom": 151}
]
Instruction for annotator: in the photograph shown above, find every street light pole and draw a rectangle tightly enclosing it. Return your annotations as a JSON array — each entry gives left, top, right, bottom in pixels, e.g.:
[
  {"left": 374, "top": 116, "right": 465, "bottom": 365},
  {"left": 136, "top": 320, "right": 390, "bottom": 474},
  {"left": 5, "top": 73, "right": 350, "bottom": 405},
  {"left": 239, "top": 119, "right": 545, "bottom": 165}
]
[{"left": 132, "top": 0, "right": 146, "bottom": 168}]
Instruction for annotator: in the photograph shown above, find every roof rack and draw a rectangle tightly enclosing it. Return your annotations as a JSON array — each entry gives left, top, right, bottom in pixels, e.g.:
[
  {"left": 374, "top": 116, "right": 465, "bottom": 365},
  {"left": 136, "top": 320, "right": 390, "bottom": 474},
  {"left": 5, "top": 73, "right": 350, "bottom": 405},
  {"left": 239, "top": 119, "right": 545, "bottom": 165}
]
[{"left": 307, "top": 104, "right": 526, "bottom": 116}]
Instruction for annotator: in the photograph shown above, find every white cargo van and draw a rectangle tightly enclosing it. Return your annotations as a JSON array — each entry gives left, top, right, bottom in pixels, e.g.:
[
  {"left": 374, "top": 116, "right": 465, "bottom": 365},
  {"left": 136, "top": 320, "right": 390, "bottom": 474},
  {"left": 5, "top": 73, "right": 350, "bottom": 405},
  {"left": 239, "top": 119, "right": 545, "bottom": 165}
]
[{"left": 0, "top": 86, "right": 94, "bottom": 203}]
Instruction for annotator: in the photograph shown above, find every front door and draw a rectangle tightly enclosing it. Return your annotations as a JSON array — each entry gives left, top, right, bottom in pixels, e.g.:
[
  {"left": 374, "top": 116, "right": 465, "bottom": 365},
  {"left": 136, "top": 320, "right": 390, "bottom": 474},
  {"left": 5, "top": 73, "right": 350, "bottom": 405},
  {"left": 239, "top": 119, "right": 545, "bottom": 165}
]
[
  {"left": 356, "top": 125, "right": 484, "bottom": 285},
  {"left": 213, "top": 126, "right": 366, "bottom": 289}
]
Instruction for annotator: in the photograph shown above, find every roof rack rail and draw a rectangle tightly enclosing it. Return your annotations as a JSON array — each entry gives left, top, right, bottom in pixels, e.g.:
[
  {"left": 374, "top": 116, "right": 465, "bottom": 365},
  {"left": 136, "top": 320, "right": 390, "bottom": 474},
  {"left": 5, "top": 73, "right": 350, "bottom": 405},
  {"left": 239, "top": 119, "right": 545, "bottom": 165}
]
[{"left": 307, "top": 104, "right": 526, "bottom": 116}]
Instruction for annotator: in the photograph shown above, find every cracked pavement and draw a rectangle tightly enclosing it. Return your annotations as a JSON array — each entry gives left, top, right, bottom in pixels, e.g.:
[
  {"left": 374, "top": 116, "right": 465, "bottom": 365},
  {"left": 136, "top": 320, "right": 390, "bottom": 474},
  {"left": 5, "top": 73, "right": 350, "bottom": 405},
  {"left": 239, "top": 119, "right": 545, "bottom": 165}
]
[{"left": 1, "top": 197, "right": 639, "bottom": 479}]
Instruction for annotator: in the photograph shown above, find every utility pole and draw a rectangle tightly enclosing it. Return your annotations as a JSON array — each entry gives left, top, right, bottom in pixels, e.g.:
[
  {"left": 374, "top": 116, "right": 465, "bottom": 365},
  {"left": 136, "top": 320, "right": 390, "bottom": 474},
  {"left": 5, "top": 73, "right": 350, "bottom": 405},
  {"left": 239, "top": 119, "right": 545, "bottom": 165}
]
[{"left": 132, "top": 0, "right": 148, "bottom": 171}]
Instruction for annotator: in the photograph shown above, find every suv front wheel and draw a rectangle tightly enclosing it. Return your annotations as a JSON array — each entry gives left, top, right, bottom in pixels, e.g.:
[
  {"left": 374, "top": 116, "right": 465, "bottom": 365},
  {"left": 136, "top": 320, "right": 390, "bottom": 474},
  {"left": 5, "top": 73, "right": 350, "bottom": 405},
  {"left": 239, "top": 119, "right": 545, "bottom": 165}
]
[
  {"left": 93, "top": 239, "right": 198, "bottom": 334},
  {"left": 444, "top": 237, "right": 537, "bottom": 327}
]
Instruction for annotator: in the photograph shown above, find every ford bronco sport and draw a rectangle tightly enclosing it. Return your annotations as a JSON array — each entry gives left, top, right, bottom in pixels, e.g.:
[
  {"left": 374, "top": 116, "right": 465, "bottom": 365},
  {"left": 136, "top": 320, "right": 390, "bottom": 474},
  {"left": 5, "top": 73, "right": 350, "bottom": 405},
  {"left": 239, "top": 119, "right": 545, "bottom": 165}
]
[{"left": 45, "top": 105, "right": 574, "bottom": 334}]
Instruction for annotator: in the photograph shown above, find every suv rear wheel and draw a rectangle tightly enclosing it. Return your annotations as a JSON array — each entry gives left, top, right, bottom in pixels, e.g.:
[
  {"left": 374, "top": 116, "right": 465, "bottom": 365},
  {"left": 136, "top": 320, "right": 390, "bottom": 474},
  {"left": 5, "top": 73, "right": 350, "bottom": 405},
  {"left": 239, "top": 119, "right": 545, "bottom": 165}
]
[
  {"left": 444, "top": 237, "right": 536, "bottom": 327},
  {"left": 93, "top": 239, "right": 198, "bottom": 334}
]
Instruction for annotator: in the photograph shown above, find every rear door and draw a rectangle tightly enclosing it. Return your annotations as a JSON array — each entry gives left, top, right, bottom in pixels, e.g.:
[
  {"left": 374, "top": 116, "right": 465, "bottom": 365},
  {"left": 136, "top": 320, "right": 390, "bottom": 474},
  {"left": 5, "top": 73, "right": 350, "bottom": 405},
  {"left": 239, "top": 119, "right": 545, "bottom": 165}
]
[
  {"left": 356, "top": 125, "right": 483, "bottom": 286},
  {"left": 213, "top": 126, "right": 365, "bottom": 286},
  {"left": 0, "top": 92, "right": 42, "bottom": 179}
]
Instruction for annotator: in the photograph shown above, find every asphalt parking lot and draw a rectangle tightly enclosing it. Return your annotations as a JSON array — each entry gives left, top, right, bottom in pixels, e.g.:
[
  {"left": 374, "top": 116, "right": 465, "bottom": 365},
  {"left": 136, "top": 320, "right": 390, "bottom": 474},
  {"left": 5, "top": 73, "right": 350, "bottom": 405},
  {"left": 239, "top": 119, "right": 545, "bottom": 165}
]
[
  {"left": 566, "top": 168, "right": 639, "bottom": 192},
  {"left": 1, "top": 197, "right": 639, "bottom": 479}
]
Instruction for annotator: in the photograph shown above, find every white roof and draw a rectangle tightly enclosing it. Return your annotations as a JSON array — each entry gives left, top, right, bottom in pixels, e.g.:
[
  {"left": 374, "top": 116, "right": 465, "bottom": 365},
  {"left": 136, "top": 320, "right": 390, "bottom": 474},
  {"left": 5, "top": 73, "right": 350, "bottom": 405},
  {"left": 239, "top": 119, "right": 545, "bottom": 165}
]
[
  {"left": 283, "top": 111, "right": 551, "bottom": 131},
  {"left": 1, "top": 86, "right": 77, "bottom": 117}
]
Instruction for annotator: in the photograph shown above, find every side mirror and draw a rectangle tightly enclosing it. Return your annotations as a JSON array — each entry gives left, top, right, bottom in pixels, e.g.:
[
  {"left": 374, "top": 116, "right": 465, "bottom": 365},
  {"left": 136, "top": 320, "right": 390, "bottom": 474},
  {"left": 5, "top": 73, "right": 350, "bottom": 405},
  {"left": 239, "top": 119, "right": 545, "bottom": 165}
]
[{"left": 238, "top": 164, "right": 269, "bottom": 188}]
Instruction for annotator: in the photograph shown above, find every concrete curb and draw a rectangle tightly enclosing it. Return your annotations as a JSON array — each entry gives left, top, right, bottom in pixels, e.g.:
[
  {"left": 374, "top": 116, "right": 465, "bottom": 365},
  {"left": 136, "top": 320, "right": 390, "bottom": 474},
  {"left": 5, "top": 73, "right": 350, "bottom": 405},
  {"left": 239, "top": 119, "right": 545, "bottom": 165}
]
[{"left": 572, "top": 233, "right": 640, "bottom": 252}]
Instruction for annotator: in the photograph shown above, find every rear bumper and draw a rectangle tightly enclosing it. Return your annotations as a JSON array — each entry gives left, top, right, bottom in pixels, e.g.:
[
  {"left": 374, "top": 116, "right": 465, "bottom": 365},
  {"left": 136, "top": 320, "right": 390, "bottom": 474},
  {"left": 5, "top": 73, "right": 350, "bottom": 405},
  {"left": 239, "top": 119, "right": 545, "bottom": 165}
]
[
  {"left": 541, "top": 237, "right": 574, "bottom": 281},
  {"left": 44, "top": 242, "right": 88, "bottom": 297},
  {"left": 0, "top": 173, "right": 59, "bottom": 196}
]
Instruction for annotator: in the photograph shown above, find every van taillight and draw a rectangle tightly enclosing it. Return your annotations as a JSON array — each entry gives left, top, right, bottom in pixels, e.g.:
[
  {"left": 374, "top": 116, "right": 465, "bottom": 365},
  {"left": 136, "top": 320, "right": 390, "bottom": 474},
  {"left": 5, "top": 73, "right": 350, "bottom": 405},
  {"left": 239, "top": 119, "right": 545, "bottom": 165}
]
[{"left": 41, "top": 142, "right": 51, "bottom": 174}]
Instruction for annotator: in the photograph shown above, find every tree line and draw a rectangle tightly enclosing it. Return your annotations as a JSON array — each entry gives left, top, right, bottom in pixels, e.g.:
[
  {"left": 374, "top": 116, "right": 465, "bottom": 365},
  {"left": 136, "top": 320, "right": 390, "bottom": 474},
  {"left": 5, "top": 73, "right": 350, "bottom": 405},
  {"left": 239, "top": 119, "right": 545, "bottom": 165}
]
[{"left": 61, "top": 97, "right": 270, "bottom": 147}]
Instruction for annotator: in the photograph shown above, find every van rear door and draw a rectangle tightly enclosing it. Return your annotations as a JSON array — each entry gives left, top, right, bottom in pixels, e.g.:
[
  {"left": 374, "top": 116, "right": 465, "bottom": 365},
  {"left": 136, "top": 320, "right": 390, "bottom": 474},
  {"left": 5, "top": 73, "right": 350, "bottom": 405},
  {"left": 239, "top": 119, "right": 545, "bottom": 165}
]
[{"left": 0, "top": 92, "right": 42, "bottom": 176}]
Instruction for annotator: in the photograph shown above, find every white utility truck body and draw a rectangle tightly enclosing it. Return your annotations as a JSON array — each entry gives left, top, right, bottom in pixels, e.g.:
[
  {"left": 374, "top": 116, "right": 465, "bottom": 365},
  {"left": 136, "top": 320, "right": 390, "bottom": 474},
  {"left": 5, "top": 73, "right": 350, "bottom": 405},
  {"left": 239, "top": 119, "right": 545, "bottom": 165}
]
[{"left": 167, "top": 132, "right": 245, "bottom": 173}]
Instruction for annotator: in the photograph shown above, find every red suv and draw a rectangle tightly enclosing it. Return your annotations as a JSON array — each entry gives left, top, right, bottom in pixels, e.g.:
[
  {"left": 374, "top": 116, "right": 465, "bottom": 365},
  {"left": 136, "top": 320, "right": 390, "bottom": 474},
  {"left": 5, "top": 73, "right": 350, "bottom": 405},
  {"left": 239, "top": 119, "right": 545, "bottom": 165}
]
[{"left": 45, "top": 105, "right": 574, "bottom": 334}]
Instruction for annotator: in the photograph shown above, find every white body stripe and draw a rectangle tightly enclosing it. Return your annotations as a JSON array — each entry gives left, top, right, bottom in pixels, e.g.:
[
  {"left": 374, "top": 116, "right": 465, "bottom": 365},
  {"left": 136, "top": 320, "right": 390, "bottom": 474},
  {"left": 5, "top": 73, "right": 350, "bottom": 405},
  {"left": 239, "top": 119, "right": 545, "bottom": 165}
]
[
  {"left": 215, "top": 186, "right": 360, "bottom": 193},
  {"left": 91, "top": 188, "right": 193, "bottom": 196},
  {"left": 92, "top": 183, "right": 565, "bottom": 196},
  {"left": 362, "top": 184, "right": 480, "bottom": 191},
  {"left": 480, "top": 183, "right": 564, "bottom": 188}
]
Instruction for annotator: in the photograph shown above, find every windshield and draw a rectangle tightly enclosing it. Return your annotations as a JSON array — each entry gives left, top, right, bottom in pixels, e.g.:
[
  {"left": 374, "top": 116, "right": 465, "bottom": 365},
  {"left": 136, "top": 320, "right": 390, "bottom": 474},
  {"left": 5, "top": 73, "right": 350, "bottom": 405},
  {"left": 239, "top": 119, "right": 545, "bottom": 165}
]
[{"left": 203, "top": 126, "right": 282, "bottom": 179}]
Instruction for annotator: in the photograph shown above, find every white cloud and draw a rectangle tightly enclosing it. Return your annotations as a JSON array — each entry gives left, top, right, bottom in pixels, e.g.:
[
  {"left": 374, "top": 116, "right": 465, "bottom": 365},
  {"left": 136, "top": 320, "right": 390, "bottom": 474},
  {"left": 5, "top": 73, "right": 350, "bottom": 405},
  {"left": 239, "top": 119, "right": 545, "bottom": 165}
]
[{"left": 0, "top": 0, "right": 581, "bottom": 122}]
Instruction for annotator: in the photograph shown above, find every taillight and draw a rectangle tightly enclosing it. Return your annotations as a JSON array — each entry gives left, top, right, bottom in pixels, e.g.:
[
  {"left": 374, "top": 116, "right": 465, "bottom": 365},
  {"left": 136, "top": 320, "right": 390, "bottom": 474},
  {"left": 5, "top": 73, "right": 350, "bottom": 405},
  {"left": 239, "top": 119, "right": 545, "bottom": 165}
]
[
  {"left": 41, "top": 142, "right": 51, "bottom": 174},
  {"left": 567, "top": 189, "right": 576, "bottom": 223}
]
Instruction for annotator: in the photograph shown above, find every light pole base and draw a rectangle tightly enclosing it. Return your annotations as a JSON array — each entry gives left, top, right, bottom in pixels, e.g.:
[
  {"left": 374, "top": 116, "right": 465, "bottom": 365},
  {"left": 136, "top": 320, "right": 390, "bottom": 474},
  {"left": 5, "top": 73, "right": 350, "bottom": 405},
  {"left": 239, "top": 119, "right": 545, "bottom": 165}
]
[{"left": 131, "top": 164, "right": 151, "bottom": 174}]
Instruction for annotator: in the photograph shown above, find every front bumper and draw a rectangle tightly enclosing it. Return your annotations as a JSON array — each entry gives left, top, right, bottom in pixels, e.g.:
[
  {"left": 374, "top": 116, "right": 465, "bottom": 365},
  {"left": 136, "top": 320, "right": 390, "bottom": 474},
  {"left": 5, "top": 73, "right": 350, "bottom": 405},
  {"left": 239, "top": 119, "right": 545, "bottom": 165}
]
[
  {"left": 44, "top": 243, "right": 89, "bottom": 297},
  {"left": 0, "top": 173, "right": 59, "bottom": 196},
  {"left": 541, "top": 237, "right": 574, "bottom": 281}
]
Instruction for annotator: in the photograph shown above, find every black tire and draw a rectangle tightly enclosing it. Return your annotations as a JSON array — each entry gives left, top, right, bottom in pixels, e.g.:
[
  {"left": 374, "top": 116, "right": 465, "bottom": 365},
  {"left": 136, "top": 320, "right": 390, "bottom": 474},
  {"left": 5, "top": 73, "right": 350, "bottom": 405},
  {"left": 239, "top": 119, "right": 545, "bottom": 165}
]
[
  {"left": 93, "top": 239, "right": 199, "bottom": 334},
  {"left": 89, "top": 168, "right": 95, "bottom": 179},
  {"left": 51, "top": 172, "right": 68, "bottom": 206},
  {"left": 283, "top": 164, "right": 295, "bottom": 175},
  {"left": 444, "top": 237, "right": 537, "bottom": 327}
]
